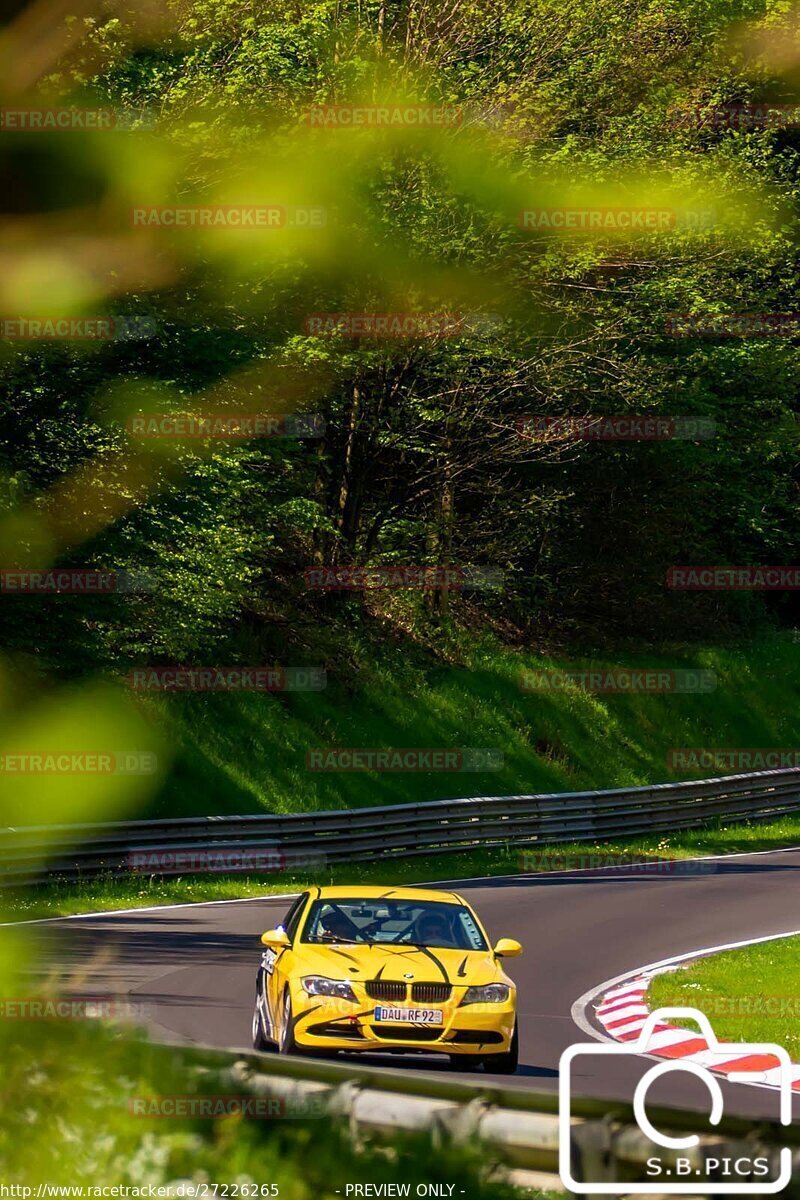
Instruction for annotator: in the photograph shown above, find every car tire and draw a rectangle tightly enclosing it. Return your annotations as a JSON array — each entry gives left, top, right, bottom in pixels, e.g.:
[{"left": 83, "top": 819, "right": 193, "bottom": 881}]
[
  {"left": 252, "top": 988, "right": 273, "bottom": 1052},
  {"left": 483, "top": 1021, "right": 519, "bottom": 1074},
  {"left": 278, "top": 989, "right": 304, "bottom": 1055}
]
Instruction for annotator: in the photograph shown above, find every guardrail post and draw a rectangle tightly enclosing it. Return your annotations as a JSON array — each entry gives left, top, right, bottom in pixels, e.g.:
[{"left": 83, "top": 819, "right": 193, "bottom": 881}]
[
  {"left": 567, "top": 1118, "right": 618, "bottom": 1198},
  {"left": 432, "top": 1095, "right": 486, "bottom": 1148},
  {"left": 326, "top": 1078, "right": 366, "bottom": 1146}
]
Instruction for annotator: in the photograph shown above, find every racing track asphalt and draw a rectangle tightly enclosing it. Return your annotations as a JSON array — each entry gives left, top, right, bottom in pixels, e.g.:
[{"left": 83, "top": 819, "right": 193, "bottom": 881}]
[{"left": 12, "top": 845, "right": 800, "bottom": 1123}]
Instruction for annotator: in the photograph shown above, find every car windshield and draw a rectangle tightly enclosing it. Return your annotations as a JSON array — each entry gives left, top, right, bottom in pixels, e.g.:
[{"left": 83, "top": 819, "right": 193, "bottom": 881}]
[{"left": 302, "top": 898, "right": 487, "bottom": 950}]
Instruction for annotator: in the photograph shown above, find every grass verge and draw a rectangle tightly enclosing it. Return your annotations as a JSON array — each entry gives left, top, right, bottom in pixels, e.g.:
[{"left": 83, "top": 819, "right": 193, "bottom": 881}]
[
  {"left": 3, "top": 811, "right": 799, "bottom": 923},
  {"left": 648, "top": 935, "right": 800, "bottom": 1059}
]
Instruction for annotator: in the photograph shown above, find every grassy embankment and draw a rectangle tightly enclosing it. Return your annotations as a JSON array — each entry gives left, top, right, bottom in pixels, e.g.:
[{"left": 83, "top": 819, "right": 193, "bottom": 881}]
[
  {"left": 148, "top": 633, "right": 800, "bottom": 818},
  {"left": 649, "top": 935, "right": 800, "bottom": 1059}
]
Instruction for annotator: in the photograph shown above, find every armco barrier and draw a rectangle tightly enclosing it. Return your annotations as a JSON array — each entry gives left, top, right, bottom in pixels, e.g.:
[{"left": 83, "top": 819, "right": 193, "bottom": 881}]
[
  {"left": 189, "top": 1044, "right": 800, "bottom": 1194},
  {"left": 0, "top": 766, "right": 798, "bottom": 886}
]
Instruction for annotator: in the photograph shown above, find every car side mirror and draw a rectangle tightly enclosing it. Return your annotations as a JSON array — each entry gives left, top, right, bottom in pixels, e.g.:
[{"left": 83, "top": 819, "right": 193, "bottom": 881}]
[
  {"left": 493, "top": 937, "right": 522, "bottom": 958},
  {"left": 261, "top": 928, "right": 290, "bottom": 949}
]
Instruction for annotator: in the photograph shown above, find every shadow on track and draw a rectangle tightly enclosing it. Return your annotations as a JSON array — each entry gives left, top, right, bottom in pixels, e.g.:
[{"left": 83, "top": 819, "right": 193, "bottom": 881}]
[
  {"left": 297, "top": 1049, "right": 558, "bottom": 1081},
  {"left": 24, "top": 914, "right": 259, "bottom": 968}
]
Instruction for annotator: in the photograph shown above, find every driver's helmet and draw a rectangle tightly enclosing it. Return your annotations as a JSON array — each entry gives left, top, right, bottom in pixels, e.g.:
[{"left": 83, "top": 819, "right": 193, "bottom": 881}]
[
  {"left": 415, "top": 910, "right": 451, "bottom": 945},
  {"left": 319, "top": 906, "right": 353, "bottom": 941}
]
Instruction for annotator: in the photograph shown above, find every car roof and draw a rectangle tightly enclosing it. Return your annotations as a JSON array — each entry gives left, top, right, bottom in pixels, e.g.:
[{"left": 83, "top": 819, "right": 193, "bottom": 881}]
[{"left": 311, "top": 885, "right": 465, "bottom": 904}]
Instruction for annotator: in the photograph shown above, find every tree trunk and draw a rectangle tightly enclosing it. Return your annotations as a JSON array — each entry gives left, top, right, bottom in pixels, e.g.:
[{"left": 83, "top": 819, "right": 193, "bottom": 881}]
[
  {"left": 377, "top": 0, "right": 386, "bottom": 55},
  {"left": 335, "top": 383, "right": 361, "bottom": 561},
  {"left": 426, "top": 463, "right": 455, "bottom": 617}
]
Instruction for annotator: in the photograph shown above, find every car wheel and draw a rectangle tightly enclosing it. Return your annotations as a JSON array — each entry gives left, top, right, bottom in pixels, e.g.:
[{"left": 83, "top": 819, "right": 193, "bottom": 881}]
[
  {"left": 483, "top": 1021, "right": 519, "bottom": 1074},
  {"left": 252, "top": 988, "right": 273, "bottom": 1052},
  {"left": 278, "top": 989, "right": 303, "bottom": 1055}
]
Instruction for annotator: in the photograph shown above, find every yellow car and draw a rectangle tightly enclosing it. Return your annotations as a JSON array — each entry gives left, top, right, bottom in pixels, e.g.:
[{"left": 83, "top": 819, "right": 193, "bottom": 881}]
[{"left": 252, "top": 885, "right": 521, "bottom": 1073}]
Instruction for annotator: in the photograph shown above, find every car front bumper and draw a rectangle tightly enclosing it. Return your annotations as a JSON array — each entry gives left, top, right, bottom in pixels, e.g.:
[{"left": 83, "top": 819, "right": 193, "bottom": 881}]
[{"left": 289, "top": 982, "right": 516, "bottom": 1056}]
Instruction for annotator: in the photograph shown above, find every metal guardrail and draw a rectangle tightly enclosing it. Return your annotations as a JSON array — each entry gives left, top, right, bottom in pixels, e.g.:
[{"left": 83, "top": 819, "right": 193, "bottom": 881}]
[
  {"left": 1, "top": 766, "right": 799, "bottom": 886},
  {"left": 188, "top": 1043, "right": 800, "bottom": 1195}
]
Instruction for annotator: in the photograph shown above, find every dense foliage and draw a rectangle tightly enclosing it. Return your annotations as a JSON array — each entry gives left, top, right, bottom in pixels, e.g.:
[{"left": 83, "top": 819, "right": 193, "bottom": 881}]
[
  {"left": 0, "top": 0, "right": 798, "bottom": 822},
  {"left": 1, "top": 0, "right": 799, "bottom": 674}
]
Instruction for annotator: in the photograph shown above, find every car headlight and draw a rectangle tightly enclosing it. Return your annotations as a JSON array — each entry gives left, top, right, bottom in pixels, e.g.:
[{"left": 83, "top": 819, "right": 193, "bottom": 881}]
[
  {"left": 461, "top": 984, "right": 510, "bottom": 1005},
  {"left": 301, "top": 976, "right": 357, "bottom": 1001}
]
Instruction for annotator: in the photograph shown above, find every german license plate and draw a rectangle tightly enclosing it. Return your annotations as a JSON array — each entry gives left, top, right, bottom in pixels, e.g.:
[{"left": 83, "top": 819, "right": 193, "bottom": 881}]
[{"left": 374, "top": 1006, "right": 444, "bottom": 1025}]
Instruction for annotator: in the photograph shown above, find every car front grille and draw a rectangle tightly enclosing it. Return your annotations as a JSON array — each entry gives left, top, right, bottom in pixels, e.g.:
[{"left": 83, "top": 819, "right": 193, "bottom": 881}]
[
  {"left": 411, "top": 983, "right": 451, "bottom": 1003},
  {"left": 365, "top": 981, "right": 454, "bottom": 1003},
  {"left": 365, "top": 980, "right": 407, "bottom": 1002}
]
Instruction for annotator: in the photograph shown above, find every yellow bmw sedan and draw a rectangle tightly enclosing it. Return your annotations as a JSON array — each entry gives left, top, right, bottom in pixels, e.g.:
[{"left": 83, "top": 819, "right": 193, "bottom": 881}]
[{"left": 252, "top": 885, "right": 522, "bottom": 1072}]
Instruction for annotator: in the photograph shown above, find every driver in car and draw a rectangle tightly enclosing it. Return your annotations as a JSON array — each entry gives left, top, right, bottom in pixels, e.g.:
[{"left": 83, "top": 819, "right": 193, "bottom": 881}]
[
  {"left": 318, "top": 906, "right": 358, "bottom": 942},
  {"left": 413, "top": 910, "right": 457, "bottom": 948}
]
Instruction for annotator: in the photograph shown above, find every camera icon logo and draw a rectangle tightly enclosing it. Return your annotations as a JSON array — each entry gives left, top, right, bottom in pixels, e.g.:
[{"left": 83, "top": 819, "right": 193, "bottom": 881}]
[{"left": 559, "top": 1006, "right": 793, "bottom": 1194}]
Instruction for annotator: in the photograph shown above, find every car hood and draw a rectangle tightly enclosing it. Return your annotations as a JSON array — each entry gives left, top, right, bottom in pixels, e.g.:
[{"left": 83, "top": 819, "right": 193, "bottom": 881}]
[{"left": 295, "top": 942, "right": 508, "bottom": 987}]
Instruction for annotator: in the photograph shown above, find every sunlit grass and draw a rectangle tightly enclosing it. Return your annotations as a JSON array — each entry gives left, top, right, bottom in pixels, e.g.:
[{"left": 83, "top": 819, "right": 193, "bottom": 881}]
[
  {"left": 149, "top": 633, "right": 800, "bottom": 817},
  {"left": 649, "top": 936, "right": 800, "bottom": 1060}
]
